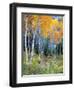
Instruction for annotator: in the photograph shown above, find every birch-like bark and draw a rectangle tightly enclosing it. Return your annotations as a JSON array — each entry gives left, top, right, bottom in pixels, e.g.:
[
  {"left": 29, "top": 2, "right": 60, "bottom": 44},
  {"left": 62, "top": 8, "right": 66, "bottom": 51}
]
[
  {"left": 24, "top": 17, "right": 28, "bottom": 64},
  {"left": 30, "top": 22, "right": 38, "bottom": 62},
  {"left": 37, "top": 19, "right": 41, "bottom": 61},
  {"left": 30, "top": 31, "right": 36, "bottom": 63},
  {"left": 30, "top": 18, "right": 40, "bottom": 63}
]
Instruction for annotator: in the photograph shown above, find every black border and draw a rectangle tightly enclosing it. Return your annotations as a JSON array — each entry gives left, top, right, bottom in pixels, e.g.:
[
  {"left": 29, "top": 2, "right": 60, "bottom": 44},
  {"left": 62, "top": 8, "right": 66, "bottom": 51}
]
[{"left": 9, "top": 3, "right": 72, "bottom": 87}]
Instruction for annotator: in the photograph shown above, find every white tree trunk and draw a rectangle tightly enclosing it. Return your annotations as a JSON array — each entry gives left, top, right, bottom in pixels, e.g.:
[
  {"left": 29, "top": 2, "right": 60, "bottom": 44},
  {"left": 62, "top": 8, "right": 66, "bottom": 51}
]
[
  {"left": 30, "top": 32, "right": 36, "bottom": 63},
  {"left": 30, "top": 18, "right": 39, "bottom": 63},
  {"left": 25, "top": 17, "right": 28, "bottom": 64}
]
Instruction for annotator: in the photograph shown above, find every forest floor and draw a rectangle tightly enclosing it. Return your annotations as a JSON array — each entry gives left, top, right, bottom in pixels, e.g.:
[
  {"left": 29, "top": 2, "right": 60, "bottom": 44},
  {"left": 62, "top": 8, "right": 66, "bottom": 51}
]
[{"left": 22, "top": 53, "right": 63, "bottom": 75}]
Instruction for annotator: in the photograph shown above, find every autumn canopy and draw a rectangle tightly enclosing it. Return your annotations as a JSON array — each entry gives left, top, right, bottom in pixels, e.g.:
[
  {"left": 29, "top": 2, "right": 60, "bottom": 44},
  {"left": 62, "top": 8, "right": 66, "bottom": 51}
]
[{"left": 26, "top": 15, "right": 63, "bottom": 44}]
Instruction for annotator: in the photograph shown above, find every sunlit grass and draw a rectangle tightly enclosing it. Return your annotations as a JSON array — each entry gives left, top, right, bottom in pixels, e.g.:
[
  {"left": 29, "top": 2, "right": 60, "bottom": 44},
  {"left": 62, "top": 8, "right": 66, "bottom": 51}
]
[{"left": 22, "top": 53, "right": 63, "bottom": 75}]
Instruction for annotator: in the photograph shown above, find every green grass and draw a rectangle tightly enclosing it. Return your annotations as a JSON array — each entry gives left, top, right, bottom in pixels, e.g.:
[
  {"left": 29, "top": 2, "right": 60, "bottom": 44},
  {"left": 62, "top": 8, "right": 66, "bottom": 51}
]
[{"left": 22, "top": 53, "right": 63, "bottom": 75}]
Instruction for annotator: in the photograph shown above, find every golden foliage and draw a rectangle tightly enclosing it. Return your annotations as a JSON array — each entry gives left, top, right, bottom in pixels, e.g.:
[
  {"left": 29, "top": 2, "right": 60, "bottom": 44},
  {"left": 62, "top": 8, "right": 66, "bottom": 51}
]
[
  {"left": 40, "top": 16, "right": 52, "bottom": 38},
  {"left": 26, "top": 15, "right": 63, "bottom": 43},
  {"left": 31, "top": 15, "right": 38, "bottom": 30}
]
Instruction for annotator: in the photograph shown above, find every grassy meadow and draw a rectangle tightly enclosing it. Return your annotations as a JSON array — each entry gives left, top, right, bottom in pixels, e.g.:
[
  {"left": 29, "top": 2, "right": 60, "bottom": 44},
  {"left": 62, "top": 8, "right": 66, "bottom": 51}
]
[{"left": 22, "top": 53, "right": 63, "bottom": 75}]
